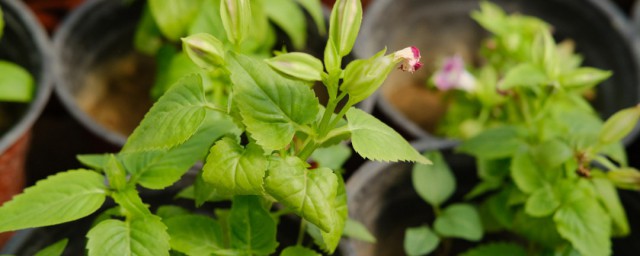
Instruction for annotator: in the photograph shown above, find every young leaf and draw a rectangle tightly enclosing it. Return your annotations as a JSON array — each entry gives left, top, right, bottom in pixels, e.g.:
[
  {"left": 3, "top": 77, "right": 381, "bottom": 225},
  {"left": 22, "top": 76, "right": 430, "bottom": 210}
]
[
  {"left": 460, "top": 243, "right": 527, "bottom": 256},
  {"left": 457, "top": 126, "right": 524, "bottom": 159},
  {"left": 598, "top": 105, "right": 640, "bottom": 145},
  {"left": 34, "top": 239, "right": 68, "bottom": 256},
  {"left": 525, "top": 185, "right": 560, "bottom": 217},
  {"left": 266, "top": 52, "right": 324, "bottom": 82},
  {"left": 228, "top": 53, "right": 319, "bottom": 151},
  {"left": 228, "top": 195, "right": 278, "bottom": 255},
  {"left": 311, "top": 143, "right": 352, "bottom": 170},
  {"left": 592, "top": 173, "right": 630, "bottom": 236},
  {"left": 77, "top": 153, "right": 110, "bottom": 170},
  {"left": 87, "top": 216, "right": 170, "bottom": 256},
  {"left": 148, "top": 0, "right": 203, "bottom": 40},
  {"left": 202, "top": 137, "right": 268, "bottom": 195},
  {"left": 281, "top": 246, "right": 321, "bottom": 256},
  {"left": 329, "top": 0, "right": 362, "bottom": 56},
  {"left": 412, "top": 151, "right": 455, "bottom": 207},
  {"left": 192, "top": 171, "right": 233, "bottom": 206},
  {"left": 264, "top": 0, "right": 307, "bottom": 50},
  {"left": 0, "top": 61, "right": 34, "bottom": 103},
  {"left": 554, "top": 199, "right": 611, "bottom": 256},
  {"left": 347, "top": 108, "right": 430, "bottom": 164},
  {"left": 559, "top": 67, "right": 612, "bottom": 90},
  {"left": 498, "top": 63, "right": 547, "bottom": 90},
  {"left": 111, "top": 188, "right": 152, "bottom": 219},
  {"left": 510, "top": 152, "right": 545, "bottom": 194},
  {"left": 530, "top": 139, "right": 573, "bottom": 169},
  {"left": 307, "top": 174, "right": 348, "bottom": 254},
  {"left": 122, "top": 74, "right": 209, "bottom": 152},
  {"left": 220, "top": 0, "right": 251, "bottom": 45},
  {"left": 0, "top": 170, "right": 107, "bottom": 232},
  {"left": 164, "top": 214, "right": 225, "bottom": 255},
  {"left": 404, "top": 225, "right": 440, "bottom": 256},
  {"left": 105, "top": 155, "right": 127, "bottom": 191},
  {"left": 133, "top": 4, "right": 163, "bottom": 55},
  {"left": 434, "top": 204, "right": 483, "bottom": 241},
  {"left": 343, "top": 218, "right": 376, "bottom": 243},
  {"left": 155, "top": 205, "right": 190, "bottom": 220},
  {"left": 265, "top": 157, "right": 338, "bottom": 232}
]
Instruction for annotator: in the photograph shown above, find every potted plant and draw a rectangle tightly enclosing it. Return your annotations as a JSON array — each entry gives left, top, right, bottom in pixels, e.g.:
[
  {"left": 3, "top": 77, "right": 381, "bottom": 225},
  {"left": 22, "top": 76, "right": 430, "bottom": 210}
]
[
  {"left": 0, "top": 0, "right": 429, "bottom": 254},
  {"left": 53, "top": 0, "right": 328, "bottom": 147},
  {"left": 343, "top": 2, "right": 640, "bottom": 256},
  {"left": 0, "top": 0, "right": 52, "bottom": 247},
  {"left": 354, "top": 0, "right": 640, "bottom": 143}
]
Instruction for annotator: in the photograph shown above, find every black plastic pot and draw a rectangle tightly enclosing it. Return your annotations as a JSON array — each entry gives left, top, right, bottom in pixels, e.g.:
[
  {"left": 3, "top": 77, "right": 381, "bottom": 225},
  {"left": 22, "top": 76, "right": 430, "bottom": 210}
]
[
  {"left": 53, "top": 0, "right": 153, "bottom": 147},
  {"left": 356, "top": 0, "right": 640, "bottom": 144},
  {"left": 0, "top": 0, "right": 52, "bottom": 247}
]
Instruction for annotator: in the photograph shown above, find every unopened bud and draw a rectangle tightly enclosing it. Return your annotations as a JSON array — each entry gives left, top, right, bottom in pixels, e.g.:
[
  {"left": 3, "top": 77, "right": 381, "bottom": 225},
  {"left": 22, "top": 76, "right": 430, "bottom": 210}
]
[
  {"left": 182, "top": 33, "right": 226, "bottom": 70},
  {"left": 608, "top": 168, "right": 640, "bottom": 191},
  {"left": 329, "top": 0, "right": 362, "bottom": 57},
  {"left": 266, "top": 52, "right": 324, "bottom": 82},
  {"left": 220, "top": 0, "right": 251, "bottom": 45}
]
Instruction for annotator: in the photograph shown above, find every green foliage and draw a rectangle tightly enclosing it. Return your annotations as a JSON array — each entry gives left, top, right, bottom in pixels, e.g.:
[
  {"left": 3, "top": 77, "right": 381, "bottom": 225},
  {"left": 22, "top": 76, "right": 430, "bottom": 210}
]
[
  {"left": 203, "top": 137, "right": 268, "bottom": 195},
  {"left": 149, "top": 0, "right": 203, "bottom": 40},
  {"left": 0, "top": 61, "right": 34, "bottom": 102},
  {"left": 404, "top": 226, "right": 439, "bottom": 256},
  {"left": 281, "top": 246, "right": 321, "bottom": 256},
  {"left": 457, "top": 126, "right": 524, "bottom": 159},
  {"left": 412, "top": 151, "right": 455, "bottom": 207},
  {"left": 165, "top": 214, "right": 225, "bottom": 255},
  {"left": 34, "top": 239, "right": 68, "bottom": 256},
  {"left": 342, "top": 218, "right": 376, "bottom": 243},
  {"left": 434, "top": 204, "right": 483, "bottom": 241},
  {"left": 461, "top": 243, "right": 527, "bottom": 256},
  {"left": 228, "top": 196, "right": 278, "bottom": 255},
  {"left": 264, "top": 0, "right": 306, "bottom": 49},
  {"left": 87, "top": 216, "right": 171, "bottom": 256}
]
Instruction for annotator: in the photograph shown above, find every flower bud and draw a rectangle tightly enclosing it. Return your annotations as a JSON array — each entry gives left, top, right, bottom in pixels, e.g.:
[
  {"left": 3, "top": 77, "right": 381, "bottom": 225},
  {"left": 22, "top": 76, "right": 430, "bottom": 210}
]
[
  {"left": 329, "top": 0, "right": 362, "bottom": 57},
  {"left": 608, "top": 168, "right": 640, "bottom": 191},
  {"left": 432, "top": 55, "right": 476, "bottom": 92},
  {"left": 182, "top": 33, "right": 226, "bottom": 70},
  {"left": 220, "top": 0, "right": 251, "bottom": 45},
  {"left": 599, "top": 104, "right": 640, "bottom": 145},
  {"left": 266, "top": 52, "right": 324, "bottom": 81}
]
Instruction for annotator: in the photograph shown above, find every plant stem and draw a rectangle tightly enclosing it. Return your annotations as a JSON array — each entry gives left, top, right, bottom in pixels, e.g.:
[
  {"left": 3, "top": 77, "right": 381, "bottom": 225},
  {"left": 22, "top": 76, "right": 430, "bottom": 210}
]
[{"left": 297, "top": 220, "right": 307, "bottom": 245}]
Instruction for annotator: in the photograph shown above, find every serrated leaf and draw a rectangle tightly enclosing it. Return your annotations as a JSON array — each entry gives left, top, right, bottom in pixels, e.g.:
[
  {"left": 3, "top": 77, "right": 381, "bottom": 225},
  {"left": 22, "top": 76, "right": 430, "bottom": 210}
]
[
  {"left": 307, "top": 174, "right": 347, "bottom": 253},
  {"left": 111, "top": 188, "right": 151, "bottom": 219},
  {"left": 228, "top": 53, "right": 319, "bottom": 152},
  {"left": 281, "top": 246, "right": 321, "bottom": 256},
  {"left": 148, "top": 0, "right": 203, "bottom": 40},
  {"left": 193, "top": 171, "right": 232, "bottom": 206},
  {"left": 265, "top": 157, "right": 338, "bottom": 232},
  {"left": 34, "top": 239, "right": 68, "bottom": 256},
  {"left": 105, "top": 155, "right": 127, "bottom": 190},
  {"left": 525, "top": 185, "right": 560, "bottom": 217},
  {"left": 457, "top": 126, "right": 524, "bottom": 159},
  {"left": 0, "top": 61, "right": 34, "bottom": 103},
  {"left": 460, "top": 243, "right": 527, "bottom": 256},
  {"left": 164, "top": 214, "right": 224, "bottom": 255},
  {"left": 592, "top": 173, "right": 629, "bottom": 236},
  {"left": 404, "top": 226, "right": 440, "bottom": 256},
  {"left": 264, "top": 0, "right": 307, "bottom": 49},
  {"left": 203, "top": 137, "right": 268, "bottom": 195},
  {"left": 0, "top": 170, "right": 107, "bottom": 232},
  {"left": 347, "top": 108, "right": 429, "bottom": 164},
  {"left": 554, "top": 199, "right": 611, "bottom": 256},
  {"left": 122, "top": 111, "right": 239, "bottom": 189},
  {"left": 343, "top": 218, "right": 376, "bottom": 243},
  {"left": 87, "top": 216, "right": 170, "bottom": 256},
  {"left": 434, "top": 204, "right": 483, "bottom": 241},
  {"left": 412, "top": 151, "right": 455, "bottom": 207},
  {"left": 228, "top": 195, "right": 278, "bottom": 255},
  {"left": 123, "top": 74, "right": 209, "bottom": 152}
]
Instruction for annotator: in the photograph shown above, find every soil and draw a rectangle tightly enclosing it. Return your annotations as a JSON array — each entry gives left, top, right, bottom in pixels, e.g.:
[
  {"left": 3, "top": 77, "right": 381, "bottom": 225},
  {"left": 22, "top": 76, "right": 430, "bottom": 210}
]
[{"left": 75, "top": 52, "right": 155, "bottom": 137}]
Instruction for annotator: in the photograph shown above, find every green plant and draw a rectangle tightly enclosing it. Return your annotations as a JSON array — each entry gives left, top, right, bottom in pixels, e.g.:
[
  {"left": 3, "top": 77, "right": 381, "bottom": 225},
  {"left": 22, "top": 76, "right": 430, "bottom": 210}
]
[
  {"left": 0, "top": 0, "right": 427, "bottom": 255},
  {"left": 407, "top": 2, "right": 640, "bottom": 256}
]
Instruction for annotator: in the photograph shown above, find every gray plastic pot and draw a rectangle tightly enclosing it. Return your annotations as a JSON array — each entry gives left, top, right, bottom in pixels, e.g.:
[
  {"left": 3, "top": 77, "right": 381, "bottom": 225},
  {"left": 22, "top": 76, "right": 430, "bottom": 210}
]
[
  {"left": 356, "top": 0, "right": 640, "bottom": 144},
  {"left": 0, "top": 0, "right": 52, "bottom": 247}
]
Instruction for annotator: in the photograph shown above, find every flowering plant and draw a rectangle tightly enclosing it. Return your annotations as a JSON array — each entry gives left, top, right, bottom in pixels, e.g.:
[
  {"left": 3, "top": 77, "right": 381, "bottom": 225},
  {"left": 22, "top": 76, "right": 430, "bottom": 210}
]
[
  {"left": 0, "top": 0, "right": 429, "bottom": 255},
  {"left": 404, "top": 2, "right": 640, "bottom": 256}
]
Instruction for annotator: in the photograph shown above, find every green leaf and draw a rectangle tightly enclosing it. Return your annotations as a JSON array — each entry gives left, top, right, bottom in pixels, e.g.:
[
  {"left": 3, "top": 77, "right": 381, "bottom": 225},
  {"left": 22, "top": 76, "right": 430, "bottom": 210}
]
[
  {"left": 123, "top": 74, "right": 208, "bottom": 152},
  {"left": 134, "top": 4, "right": 163, "bottom": 55},
  {"left": 105, "top": 155, "right": 127, "bottom": 190},
  {"left": 311, "top": 143, "right": 352, "bottom": 170},
  {"left": 111, "top": 188, "right": 152, "bottom": 219},
  {"left": 281, "top": 246, "right": 321, "bottom": 256},
  {"left": 0, "top": 61, "right": 34, "bottom": 102},
  {"left": 554, "top": 198, "right": 611, "bottom": 256},
  {"left": 347, "top": 108, "right": 429, "bottom": 164},
  {"left": 499, "top": 63, "right": 547, "bottom": 89},
  {"left": 434, "top": 204, "right": 483, "bottom": 241},
  {"left": 307, "top": 174, "right": 347, "bottom": 254},
  {"left": 592, "top": 173, "right": 629, "bottom": 236},
  {"left": 188, "top": 0, "right": 227, "bottom": 40},
  {"left": 265, "top": 157, "right": 338, "bottom": 232},
  {"left": 148, "top": 0, "right": 203, "bottom": 40},
  {"left": 202, "top": 137, "right": 268, "bottom": 195},
  {"left": 264, "top": 0, "right": 307, "bottom": 50},
  {"left": 295, "top": 0, "right": 326, "bottom": 35},
  {"left": 559, "top": 67, "right": 612, "bottom": 90},
  {"left": 151, "top": 49, "right": 206, "bottom": 100},
  {"left": 266, "top": 52, "right": 324, "bottom": 81},
  {"left": 228, "top": 195, "right": 278, "bottom": 255},
  {"left": 34, "top": 239, "right": 68, "bottom": 256},
  {"left": 164, "top": 214, "right": 224, "bottom": 255},
  {"left": 0, "top": 170, "right": 107, "bottom": 232},
  {"left": 412, "top": 151, "right": 455, "bottom": 206},
  {"left": 193, "top": 171, "right": 232, "bottom": 206},
  {"left": 87, "top": 216, "right": 170, "bottom": 256},
  {"left": 512, "top": 210, "right": 564, "bottom": 248},
  {"left": 404, "top": 225, "right": 440, "bottom": 256},
  {"left": 0, "top": 7, "right": 4, "bottom": 39},
  {"left": 510, "top": 152, "right": 544, "bottom": 194},
  {"left": 460, "top": 243, "right": 527, "bottom": 256},
  {"left": 122, "top": 111, "right": 239, "bottom": 189},
  {"left": 329, "top": 0, "right": 362, "bottom": 56},
  {"left": 457, "top": 126, "right": 524, "bottom": 159},
  {"left": 599, "top": 105, "right": 640, "bottom": 145},
  {"left": 525, "top": 185, "right": 560, "bottom": 217},
  {"left": 77, "top": 153, "right": 109, "bottom": 170},
  {"left": 532, "top": 29, "right": 558, "bottom": 77},
  {"left": 531, "top": 139, "right": 573, "bottom": 169},
  {"left": 220, "top": 0, "right": 251, "bottom": 45},
  {"left": 228, "top": 53, "right": 319, "bottom": 151},
  {"left": 155, "top": 205, "right": 190, "bottom": 220},
  {"left": 343, "top": 218, "right": 376, "bottom": 243}
]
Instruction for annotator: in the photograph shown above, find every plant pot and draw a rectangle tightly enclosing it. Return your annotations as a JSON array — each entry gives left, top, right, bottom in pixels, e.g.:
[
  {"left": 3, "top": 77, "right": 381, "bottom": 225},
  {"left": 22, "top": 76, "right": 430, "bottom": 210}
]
[
  {"left": 53, "top": 0, "right": 154, "bottom": 147},
  {"left": 0, "top": 0, "right": 53, "bottom": 247},
  {"left": 356, "top": 0, "right": 640, "bottom": 144}
]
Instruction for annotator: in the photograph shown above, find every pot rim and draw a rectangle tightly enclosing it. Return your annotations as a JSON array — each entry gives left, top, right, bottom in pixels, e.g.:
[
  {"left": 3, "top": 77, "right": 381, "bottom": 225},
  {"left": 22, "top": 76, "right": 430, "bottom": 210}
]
[{"left": 0, "top": 0, "right": 54, "bottom": 154}]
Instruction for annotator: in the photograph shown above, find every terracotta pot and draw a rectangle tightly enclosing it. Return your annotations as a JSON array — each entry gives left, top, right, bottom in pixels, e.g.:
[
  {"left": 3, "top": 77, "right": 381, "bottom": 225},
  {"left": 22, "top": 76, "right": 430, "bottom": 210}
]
[
  {"left": 0, "top": 0, "right": 53, "bottom": 246},
  {"left": 356, "top": 0, "right": 640, "bottom": 144}
]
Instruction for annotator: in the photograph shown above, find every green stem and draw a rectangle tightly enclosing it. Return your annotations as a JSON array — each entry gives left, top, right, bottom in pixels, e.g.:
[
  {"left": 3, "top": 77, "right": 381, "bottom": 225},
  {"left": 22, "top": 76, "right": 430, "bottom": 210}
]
[
  {"left": 297, "top": 220, "right": 307, "bottom": 245},
  {"left": 297, "top": 141, "right": 317, "bottom": 161}
]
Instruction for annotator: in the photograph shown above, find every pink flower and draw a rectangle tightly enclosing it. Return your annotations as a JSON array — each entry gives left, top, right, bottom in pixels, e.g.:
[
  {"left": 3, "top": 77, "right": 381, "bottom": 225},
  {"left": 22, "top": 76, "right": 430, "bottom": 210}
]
[
  {"left": 393, "top": 46, "right": 423, "bottom": 73},
  {"left": 433, "top": 55, "right": 476, "bottom": 91}
]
